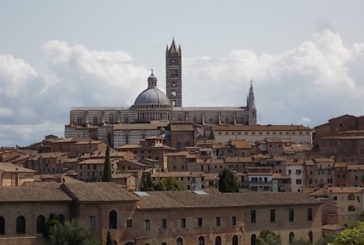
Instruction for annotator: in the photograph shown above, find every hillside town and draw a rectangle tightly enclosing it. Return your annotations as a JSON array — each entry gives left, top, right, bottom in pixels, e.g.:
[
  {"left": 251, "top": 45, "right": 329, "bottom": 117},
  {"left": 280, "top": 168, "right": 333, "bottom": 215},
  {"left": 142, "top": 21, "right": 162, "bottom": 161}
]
[{"left": 1, "top": 39, "right": 364, "bottom": 245}]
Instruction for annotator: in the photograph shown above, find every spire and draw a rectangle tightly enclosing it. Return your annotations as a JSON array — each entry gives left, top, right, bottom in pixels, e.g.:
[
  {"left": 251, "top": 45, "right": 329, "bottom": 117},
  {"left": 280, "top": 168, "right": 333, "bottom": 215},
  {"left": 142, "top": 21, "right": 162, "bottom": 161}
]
[
  {"left": 249, "top": 80, "right": 254, "bottom": 99},
  {"left": 168, "top": 38, "right": 179, "bottom": 54}
]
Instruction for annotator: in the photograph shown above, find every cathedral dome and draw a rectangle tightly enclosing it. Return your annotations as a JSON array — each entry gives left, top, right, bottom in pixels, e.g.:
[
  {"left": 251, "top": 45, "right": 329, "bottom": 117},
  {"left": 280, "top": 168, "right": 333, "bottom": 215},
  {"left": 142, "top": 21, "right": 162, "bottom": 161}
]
[
  {"left": 134, "top": 87, "right": 171, "bottom": 106},
  {"left": 134, "top": 71, "right": 171, "bottom": 106}
]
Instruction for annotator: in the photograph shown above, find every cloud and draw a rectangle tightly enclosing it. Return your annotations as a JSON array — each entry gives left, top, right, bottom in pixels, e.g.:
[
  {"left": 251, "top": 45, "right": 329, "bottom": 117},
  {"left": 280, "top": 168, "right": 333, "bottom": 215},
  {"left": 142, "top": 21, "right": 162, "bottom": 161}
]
[
  {"left": 183, "top": 29, "right": 364, "bottom": 126},
  {"left": 1, "top": 30, "right": 364, "bottom": 146},
  {"left": 0, "top": 42, "right": 149, "bottom": 146}
]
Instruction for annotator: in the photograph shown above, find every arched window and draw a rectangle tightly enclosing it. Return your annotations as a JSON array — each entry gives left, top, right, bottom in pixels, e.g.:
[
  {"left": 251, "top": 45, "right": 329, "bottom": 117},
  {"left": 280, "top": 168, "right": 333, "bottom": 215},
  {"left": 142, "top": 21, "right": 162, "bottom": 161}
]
[
  {"left": 348, "top": 194, "right": 355, "bottom": 200},
  {"left": 0, "top": 216, "right": 5, "bottom": 235},
  {"left": 16, "top": 216, "right": 25, "bottom": 234},
  {"left": 109, "top": 210, "right": 117, "bottom": 229},
  {"left": 198, "top": 236, "right": 205, "bottom": 245},
  {"left": 308, "top": 231, "right": 313, "bottom": 244},
  {"left": 177, "top": 237, "right": 183, "bottom": 245},
  {"left": 36, "top": 215, "right": 46, "bottom": 233},
  {"left": 232, "top": 235, "right": 238, "bottom": 245},
  {"left": 215, "top": 236, "right": 222, "bottom": 245},
  {"left": 289, "top": 232, "right": 295, "bottom": 244},
  {"left": 348, "top": 205, "right": 356, "bottom": 212},
  {"left": 251, "top": 234, "right": 256, "bottom": 245}
]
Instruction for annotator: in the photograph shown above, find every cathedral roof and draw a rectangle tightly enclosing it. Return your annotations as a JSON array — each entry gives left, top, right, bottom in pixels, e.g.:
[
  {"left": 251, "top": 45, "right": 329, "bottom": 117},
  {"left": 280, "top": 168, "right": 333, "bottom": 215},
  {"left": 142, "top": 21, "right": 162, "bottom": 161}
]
[{"left": 134, "top": 72, "right": 171, "bottom": 106}]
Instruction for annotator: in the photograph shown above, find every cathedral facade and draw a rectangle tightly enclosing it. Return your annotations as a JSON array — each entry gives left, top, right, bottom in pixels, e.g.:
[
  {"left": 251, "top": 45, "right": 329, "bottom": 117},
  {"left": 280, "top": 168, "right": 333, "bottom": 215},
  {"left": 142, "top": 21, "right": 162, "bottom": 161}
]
[{"left": 65, "top": 40, "right": 257, "bottom": 146}]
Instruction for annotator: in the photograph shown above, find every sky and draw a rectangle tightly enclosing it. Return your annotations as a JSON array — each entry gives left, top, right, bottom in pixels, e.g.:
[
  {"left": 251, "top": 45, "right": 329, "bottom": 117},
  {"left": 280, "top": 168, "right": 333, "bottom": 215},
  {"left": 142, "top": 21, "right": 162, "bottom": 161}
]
[{"left": 1, "top": 0, "right": 364, "bottom": 146}]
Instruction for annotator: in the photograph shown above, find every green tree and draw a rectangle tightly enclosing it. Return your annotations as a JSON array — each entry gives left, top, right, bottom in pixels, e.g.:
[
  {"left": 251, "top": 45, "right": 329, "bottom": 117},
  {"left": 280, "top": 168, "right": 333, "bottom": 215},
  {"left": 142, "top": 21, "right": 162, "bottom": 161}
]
[
  {"left": 315, "top": 234, "right": 336, "bottom": 245},
  {"left": 154, "top": 177, "right": 183, "bottom": 191},
  {"left": 256, "top": 229, "right": 281, "bottom": 245},
  {"left": 48, "top": 219, "right": 99, "bottom": 245},
  {"left": 44, "top": 213, "right": 62, "bottom": 238},
  {"left": 291, "top": 239, "right": 311, "bottom": 245},
  {"left": 332, "top": 221, "right": 364, "bottom": 245},
  {"left": 141, "top": 174, "right": 154, "bottom": 191},
  {"left": 106, "top": 230, "right": 113, "bottom": 245},
  {"left": 218, "top": 169, "right": 239, "bottom": 192},
  {"left": 102, "top": 145, "right": 112, "bottom": 182}
]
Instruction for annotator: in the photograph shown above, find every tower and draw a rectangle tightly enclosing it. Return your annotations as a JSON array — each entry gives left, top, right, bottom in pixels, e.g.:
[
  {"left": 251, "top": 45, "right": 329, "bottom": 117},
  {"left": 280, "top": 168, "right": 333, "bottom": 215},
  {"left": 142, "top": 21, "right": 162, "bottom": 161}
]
[
  {"left": 247, "top": 81, "right": 257, "bottom": 125},
  {"left": 166, "top": 38, "right": 182, "bottom": 107}
]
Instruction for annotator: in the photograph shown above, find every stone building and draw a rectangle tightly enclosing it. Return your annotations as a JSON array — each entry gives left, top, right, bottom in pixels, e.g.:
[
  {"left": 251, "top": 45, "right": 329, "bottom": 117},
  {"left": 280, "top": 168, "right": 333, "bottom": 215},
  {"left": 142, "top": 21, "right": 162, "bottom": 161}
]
[
  {"left": 65, "top": 39, "right": 257, "bottom": 147},
  {"left": 0, "top": 182, "right": 323, "bottom": 245}
]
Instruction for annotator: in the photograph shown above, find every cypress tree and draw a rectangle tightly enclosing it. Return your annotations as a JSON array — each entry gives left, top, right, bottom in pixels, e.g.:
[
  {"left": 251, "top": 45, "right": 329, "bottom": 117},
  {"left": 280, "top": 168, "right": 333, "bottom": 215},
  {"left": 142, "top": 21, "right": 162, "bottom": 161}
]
[
  {"left": 106, "top": 230, "right": 113, "bottom": 245},
  {"left": 218, "top": 169, "right": 239, "bottom": 192},
  {"left": 102, "top": 145, "right": 112, "bottom": 182}
]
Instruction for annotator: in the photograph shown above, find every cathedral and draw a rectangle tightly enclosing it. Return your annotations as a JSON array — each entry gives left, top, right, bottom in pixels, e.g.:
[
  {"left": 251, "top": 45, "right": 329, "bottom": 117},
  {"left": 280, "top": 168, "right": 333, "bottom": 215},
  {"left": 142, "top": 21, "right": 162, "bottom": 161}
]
[{"left": 65, "top": 39, "right": 257, "bottom": 146}]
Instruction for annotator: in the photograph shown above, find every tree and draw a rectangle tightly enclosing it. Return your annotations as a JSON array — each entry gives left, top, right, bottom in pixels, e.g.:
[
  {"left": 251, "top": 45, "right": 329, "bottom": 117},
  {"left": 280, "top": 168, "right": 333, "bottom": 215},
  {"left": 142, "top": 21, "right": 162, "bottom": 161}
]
[
  {"left": 218, "top": 169, "right": 239, "bottom": 192},
  {"left": 256, "top": 230, "right": 281, "bottom": 245},
  {"left": 315, "top": 234, "right": 336, "bottom": 245},
  {"left": 291, "top": 239, "right": 311, "bottom": 245},
  {"left": 154, "top": 177, "right": 183, "bottom": 191},
  {"left": 106, "top": 230, "right": 113, "bottom": 245},
  {"left": 48, "top": 219, "right": 99, "bottom": 245},
  {"left": 102, "top": 145, "right": 112, "bottom": 182},
  {"left": 332, "top": 221, "right": 364, "bottom": 245},
  {"left": 141, "top": 174, "right": 154, "bottom": 191},
  {"left": 44, "top": 213, "right": 62, "bottom": 238}
]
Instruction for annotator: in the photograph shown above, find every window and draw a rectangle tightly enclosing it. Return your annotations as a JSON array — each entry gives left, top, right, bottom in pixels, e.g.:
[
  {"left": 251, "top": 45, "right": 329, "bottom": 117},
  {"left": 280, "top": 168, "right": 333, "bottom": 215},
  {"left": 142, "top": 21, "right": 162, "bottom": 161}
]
[
  {"left": 0, "top": 216, "right": 5, "bottom": 235},
  {"left": 16, "top": 216, "right": 25, "bottom": 234},
  {"left": 251, "top": 234, "right": 256, "bottom": 245},
  {"left": 88, "top": 216, "right": 96, "bottom": 232},
  {"left": 250, "top": 210, "right": 256, "bottom": 223},
  {"left": 144, "top": 219, "right": 150, "bottom": 230},
  {"left": 289, "top": 208, "right": 294, "bottom": 222},
  {"left": 197, "top": 217, "right": 203, "bottom": 227},
  {"left": 177, "top": 237, "right": 183, "bottom": 245},
  {"left": 109, "top": 210, "right": 117, "bottom": 229},
  {"left": 289, "top": 232, "right": 294, "bottom": 244},
  {"left": 296, "top": 179, "right": 302, "bottom": 185},
  {"left": 198, "top": 236, "right": 205, "bottom": 245},
  {"left": 181, "top": 218, "right": 186, "bottom": 228},
  {"left": 308, "top": 231, "right": 313, "bottom": 243},
  {"left": 36, "top": 215, "right": 46, "bottom": 233},
  {"left": 307, "top": 208, "right": 313, "bottom": 221},
  {"left": 232, "top": 216, "right": 237, "bottom": 226},
  {"left": 215, "top": 236, "right": 222, "bottom": 245},
  {"left": 232, "top": 235, "right": 239, "bottom": 245},
  {"left": 348, "top": 205, "right": 356, "bottom": 212},
  {"left": 126, "top": 219, "right": 133, "bottom": 228},
  {"left": 161, "top": 219, "right": 167, "bottom": 229},
  {"left": 216, "top": 217, "right": 221, "bottom": 226},
  {"left": 270, "top": 209, "right": 275, "bottom": 223},
  {"left": 348, "top": 194, "right": 355, "bottom": 200}
]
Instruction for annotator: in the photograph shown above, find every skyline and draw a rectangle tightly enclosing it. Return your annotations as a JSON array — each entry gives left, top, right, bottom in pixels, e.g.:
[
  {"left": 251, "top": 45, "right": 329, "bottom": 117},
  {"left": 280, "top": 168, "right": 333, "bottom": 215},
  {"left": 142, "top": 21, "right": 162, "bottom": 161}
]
[{"left": 1, "top": 0, "right": 364, "bottom": 146}]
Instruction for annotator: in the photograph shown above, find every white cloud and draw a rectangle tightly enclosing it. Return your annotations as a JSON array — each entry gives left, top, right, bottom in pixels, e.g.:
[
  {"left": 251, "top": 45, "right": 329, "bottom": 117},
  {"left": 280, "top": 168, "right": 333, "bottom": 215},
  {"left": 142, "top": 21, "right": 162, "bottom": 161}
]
[
  {"left": 183, "top": 29, "right": 364, "bottom": 125},
  {"left": 1, "top": 30, "right": 364, "bottom": 146}
]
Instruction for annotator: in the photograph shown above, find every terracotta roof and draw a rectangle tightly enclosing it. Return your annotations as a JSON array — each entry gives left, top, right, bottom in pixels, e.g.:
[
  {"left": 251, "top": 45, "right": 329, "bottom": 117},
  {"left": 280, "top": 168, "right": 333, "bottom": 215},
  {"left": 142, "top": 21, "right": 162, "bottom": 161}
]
[
  {"left": 224, "top": 157, "right": 253, "bottom": 163},
  {"left": 213, "top": 124, "right": 311, "bottom": 131},
  {"left": 313, "top": 158, "right": 335, "bottom": 163},
  {"left": 116, "top": 144, "right": 142, "bottom": 149},
  {"left": 170, "top": 124, "right": 194, "bottom": 131},
  {"left": 347, "top": 165, "right": 364, "bottom": 170},
  {"left": 136, "top": 191, "right": 321, "bottom": 210},
  {"left": 328, "top": 187, "right": 364, "bottom": 194},
  {"left": 321, "top": 136, "right": 364, "bottom": 140},
  {"left": 334, "top": 162, "right": 348, "bottom": 168},
  {"left": 230, "top": 140, "right": 252, "bottom": 149},
  {"left": 151, "top": 171, "right": 217, "bottom": 178},
  {"left": 272, "top": 173, "right": 291, "bottom": 179},
  {"left": 62, "top": 182, "right": 139, "bottom": 202},
  {"left": 0, "top": 183, "right": 71, "bottom": 202},
  {"left": 322, "top": 224, "right": 346, "bottom": 231},
  {"left": 0, "top": 162, "right": 36, "bottom": 173}
]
